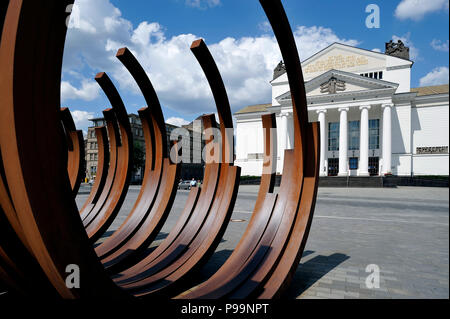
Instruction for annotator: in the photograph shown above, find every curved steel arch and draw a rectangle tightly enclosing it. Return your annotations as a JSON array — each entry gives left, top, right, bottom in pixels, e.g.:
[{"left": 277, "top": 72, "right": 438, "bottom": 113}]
[
  {"left": 60, "top": 107, "right": 85, "bottom": 196},
  {"left": 94, "top": 48, "right": 181, "bottom": 274},
  {"left": 178, "top": 113, "right": 278, "bottom": 299},
  {"left": 79, "top": 126, "right": 110, "bottom": 216},
  {"left": 0, "top": 0, "right": 127, "bottom": 298},
  {"left": 0, "top": 0, "right": 319, "bottom": 300},
  {"left": 82, "top": 72, "right": 134, "bottom": 243},
  {"left": 112, "top": 40, "right": 240, "bottom": 298}
]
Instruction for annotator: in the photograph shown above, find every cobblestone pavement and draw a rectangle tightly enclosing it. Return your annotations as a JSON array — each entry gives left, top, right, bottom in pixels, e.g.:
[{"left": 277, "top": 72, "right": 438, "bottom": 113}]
[{"left": 76, "top": 185, "right": 449, "bottom": 299}]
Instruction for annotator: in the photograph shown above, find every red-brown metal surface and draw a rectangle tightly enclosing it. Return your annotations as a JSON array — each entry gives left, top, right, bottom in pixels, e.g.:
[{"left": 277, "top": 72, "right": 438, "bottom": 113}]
[
  {"left": 0, "top": 0, "right": 127, "bottom": 298},
  {"left": 217, "top": 0, "right": 318, "bottom": 299},
  {"left": 60, "top": 107, "right": 85, "bottom": 195},
  {"left": 113, "top": 122, "right": 218, "bottom": 281},
  {"left": 82, "top": 72, "right": 134, "bottom": 243},
  {"left": 79, "top": 126, "right": 110, "bottom": 215},
  {"left": 94, "top": 108, "right": 163, "bottom": 259},
  {"left": 93, "top": 49, "right": 167, "bottom": 262},
  {"left": 111, "top": 40, "right": 240, "bottom": 298},
  {"left": 178, "top": 0, "right": 319, "bottom": 299},
  {"left": 112, "top": 115, "right": 220, "bottom": 283},
  {"left": 80, "top": 108, "right": 119, "bottom": 224},
  {"left": 178, "top": 113, "right": 278, "bottom": 299},
  {"left": 252, "top": 0, "right": 319, "bottom": 299},
  {"left": 94, "top": 48, "right": 180, "bottom": 274},
  {"left": 0, "top": 0, "right": 319, "bottom": 300},
  {"left": 0, "top": 190, "right": 59, "bottom": 297}
]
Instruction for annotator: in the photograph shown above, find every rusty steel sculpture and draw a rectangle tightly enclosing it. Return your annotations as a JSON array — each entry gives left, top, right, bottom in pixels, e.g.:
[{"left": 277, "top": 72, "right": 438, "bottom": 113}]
[{"left": 0, "top": 0, "right": 319, "bottom": 299}]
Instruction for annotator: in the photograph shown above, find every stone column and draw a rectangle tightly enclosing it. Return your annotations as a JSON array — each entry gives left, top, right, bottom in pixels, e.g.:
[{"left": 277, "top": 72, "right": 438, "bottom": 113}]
[
  {"left": 358, "top": 105, "right": 371, "bottom": 176},
  {"left": 338, "top": 107, "right": 349, "bottom": 176},
  {"left": 382, "top": 104, "right": 392, "bottom": 175},
  {"left": 316, "top": 109, "right": 327, "bottom": 176}
]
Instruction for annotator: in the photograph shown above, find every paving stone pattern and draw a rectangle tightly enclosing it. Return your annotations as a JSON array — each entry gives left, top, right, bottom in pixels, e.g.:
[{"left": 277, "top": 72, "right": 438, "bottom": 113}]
[{"left": 76, "top": 185, "right": 449, "bottom": 299}]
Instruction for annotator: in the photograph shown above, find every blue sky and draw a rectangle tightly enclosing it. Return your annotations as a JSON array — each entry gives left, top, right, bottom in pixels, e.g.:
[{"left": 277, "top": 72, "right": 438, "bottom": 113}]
[{"left": 62, "top": 0, "right": 449, "bottom": 132}]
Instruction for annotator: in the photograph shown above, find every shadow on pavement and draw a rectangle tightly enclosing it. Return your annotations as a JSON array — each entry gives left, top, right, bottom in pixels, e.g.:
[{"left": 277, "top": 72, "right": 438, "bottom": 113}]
[{"left": 284, "top": 252, "right": 350, "bottom": 298}]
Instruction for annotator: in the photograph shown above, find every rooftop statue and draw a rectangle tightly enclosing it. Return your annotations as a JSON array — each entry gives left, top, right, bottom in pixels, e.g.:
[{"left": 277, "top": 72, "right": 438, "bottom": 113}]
[{"left": 385, "top": 39, "right": 410, "bottom": 60}]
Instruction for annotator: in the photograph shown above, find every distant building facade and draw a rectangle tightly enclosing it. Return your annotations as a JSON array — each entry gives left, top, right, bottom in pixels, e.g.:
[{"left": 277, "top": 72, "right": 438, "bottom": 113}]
[
  {"left": 85, "top": 113, "right": 205, "bottom": 183},
  {"left": 85, "top": 114, "right": 145, "bottom": 182},
  {"left": 235, "top": 41, "right": 449, "bottom": 177},
  {"left": 180, "top": 115, "right": 206, "bottom": 181}
]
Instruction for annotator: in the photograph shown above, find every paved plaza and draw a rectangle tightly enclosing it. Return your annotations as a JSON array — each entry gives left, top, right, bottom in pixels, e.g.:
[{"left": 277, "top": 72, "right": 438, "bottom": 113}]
[{"left": 76, "top": 184, "right": 449, "bottom": 299}]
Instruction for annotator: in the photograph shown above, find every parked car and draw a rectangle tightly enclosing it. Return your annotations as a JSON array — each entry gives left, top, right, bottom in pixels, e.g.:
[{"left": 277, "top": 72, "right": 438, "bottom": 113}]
[{"left": 178, "top": 180, "right": 192, "bottom": 190}]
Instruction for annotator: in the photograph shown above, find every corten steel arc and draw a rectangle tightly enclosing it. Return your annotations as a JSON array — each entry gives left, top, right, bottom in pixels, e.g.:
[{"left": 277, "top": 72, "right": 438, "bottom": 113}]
[
  {"left": 253, "top": 0, "right": 319, "bottom": 299},
  {"left": 93, "top": 48, "right": 173, "bottom": 262},
  {"left": 0, "top": 0, "right": 319, "bottom": 299},
  {"left": 78, "top": 125, "right": 110, "bottom": 216},
  {"left": 178, "top": 0, "right": 320, "bottom": 299},
  {"left": 0, "top": 154, "right": 60, "bottom": 298},
  {"left": 80, "top": 107, "right": 119, "bottom": 223},
  {"left": 60, "top": 107, "right": 75, "bottom": 153},
  {"left": 113, "top": 40, "right": 241, "bottom": 298},
  {"left": 82, "top": 72, "right": 134, "bottom": 243},
  {"left": 219, "top": 0, "right": 318, "bottom": 299},
  {"left": 60, "top": 107, "right": 85, "bottom": 195},
  {"left": 112, "top": 114, "right": 218, "bottom": 284},
  {"left": 177, "top": 112, "right": 278, "bottom": 299},
  {"left": 105, "top": 40, "right": 238, "bottom": 285},
  {"left": 112, "top": 115, "right": 221, "bottom": 285},
  {"left": 194, "top": 0, "right": 319, "bottom": 299},
  {"left": 0, "top": 2, "right": 52, "bottom": 296},
  {"left": 94, "top": 48, "right": 181, "bottom": 274},
  {"left": 99, "top": 46, "right": 231, "bottom": 282},
  {"left": 0, "top": 0, "right": 128, "bottom": 298}
]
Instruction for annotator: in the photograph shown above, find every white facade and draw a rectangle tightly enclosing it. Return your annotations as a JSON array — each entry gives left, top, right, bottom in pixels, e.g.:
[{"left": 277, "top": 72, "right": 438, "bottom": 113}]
[{"left": 235, "top": 43, "right": 449, "bottom": 177}]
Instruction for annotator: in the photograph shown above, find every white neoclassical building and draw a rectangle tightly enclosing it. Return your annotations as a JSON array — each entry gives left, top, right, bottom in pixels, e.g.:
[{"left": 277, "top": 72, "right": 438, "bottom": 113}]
[{"left": 235, "top": 42, "right": 449, "bottom": 177}]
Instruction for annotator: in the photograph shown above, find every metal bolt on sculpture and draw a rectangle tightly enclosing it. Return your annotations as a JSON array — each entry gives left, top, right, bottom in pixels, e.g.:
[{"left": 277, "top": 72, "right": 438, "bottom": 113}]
[{"left": 0, "top": 0, "right": 319, "bottom": 299}]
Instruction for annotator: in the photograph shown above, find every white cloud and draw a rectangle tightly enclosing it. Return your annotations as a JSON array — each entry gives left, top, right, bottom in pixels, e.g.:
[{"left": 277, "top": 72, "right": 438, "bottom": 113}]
[
  {"left": 395, "top": 0, "right": 449, "bottom": 21},
  {"left": 419, "top": 66, "right": 449, "bottom": 86},
  {"left": 63, "top": 0, "right": 360, "bottom": 117},
  {"left": 431, "top": 39, "right": 449, "bottom": 52},
  {"left": 61, "top": 79, "right": 100, "bottom": 102},
  {"left": 258, "top": 21, "right": 271, "bottom": 32},
  {"left": 372, "top": 48, "right": 382, "bottom": 53},
  {"left": 186, "top": 0, "right": 221, "bottom": 9},
  {"left": 166, "top": 117, "right": 190, "bottom": 127},
  {"left": 392, "top": 33, "right": 420, "bottom": 60},
  {"left": 70, "top": 110, "right": 95, "bottom": 131},
  {"left": 63, "top": 0, "right": 133, "bottom": 71},
  {"left": 293, "top": 26, "right": 360, "bottom": 60}
]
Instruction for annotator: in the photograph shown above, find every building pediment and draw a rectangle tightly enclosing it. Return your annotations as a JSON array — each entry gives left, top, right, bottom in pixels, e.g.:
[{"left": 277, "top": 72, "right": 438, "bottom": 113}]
[
  {"left": 271, "top": 43, "right": 413, "bottom": 82},
  {"left": 307, "top": 69, "right": 398, "bottom": 95},
  {"left": 275, "top": 69, "right": 398, "bottom": 104},
  {"left": 301, "top": 42, "right": 411, "bottom": 81}
]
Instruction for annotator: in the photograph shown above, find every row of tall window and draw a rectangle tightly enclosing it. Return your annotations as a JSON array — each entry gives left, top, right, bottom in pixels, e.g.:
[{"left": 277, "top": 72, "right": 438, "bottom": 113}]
[
  {"left": 133, "top": 128, "right": 143, "bottom": 137},
  {"left": 360, "top": 71, "right": 383, "bottom": 80},
  {"left": 129, "top": 117, "right": 142, "bottom": 125},
  {"left": 87, "top": 142, "right": 98, "bottom": 150},
  {"left": 88, "top": 130, "right": 96, "bottom": 139},
  {"left": 88, "top": 153, "right": 98, "bottom": 161},
  {"left": 93, "top": 120, "right": 105, "bottom": 127},
  {"left": 328, "top": 119, "right": 380, "bottom": 151}
]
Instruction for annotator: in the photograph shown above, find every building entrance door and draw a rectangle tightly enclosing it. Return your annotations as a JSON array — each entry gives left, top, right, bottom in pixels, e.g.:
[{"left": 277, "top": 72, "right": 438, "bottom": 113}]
[
  {"left": 369, "top": 157, "right": 379, "bottom": 176},
  {"left": 328, "top": 158, "right": 339, "bottom": 176}
]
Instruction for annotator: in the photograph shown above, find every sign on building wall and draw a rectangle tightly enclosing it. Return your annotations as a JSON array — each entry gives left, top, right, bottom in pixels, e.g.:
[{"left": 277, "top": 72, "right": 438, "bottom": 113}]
[
  {"left": 416, "top": 146, "right": 449, "bottom": 154},
  {"left": 304, "top": 55, "right": 369, "bottom": 74}
]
